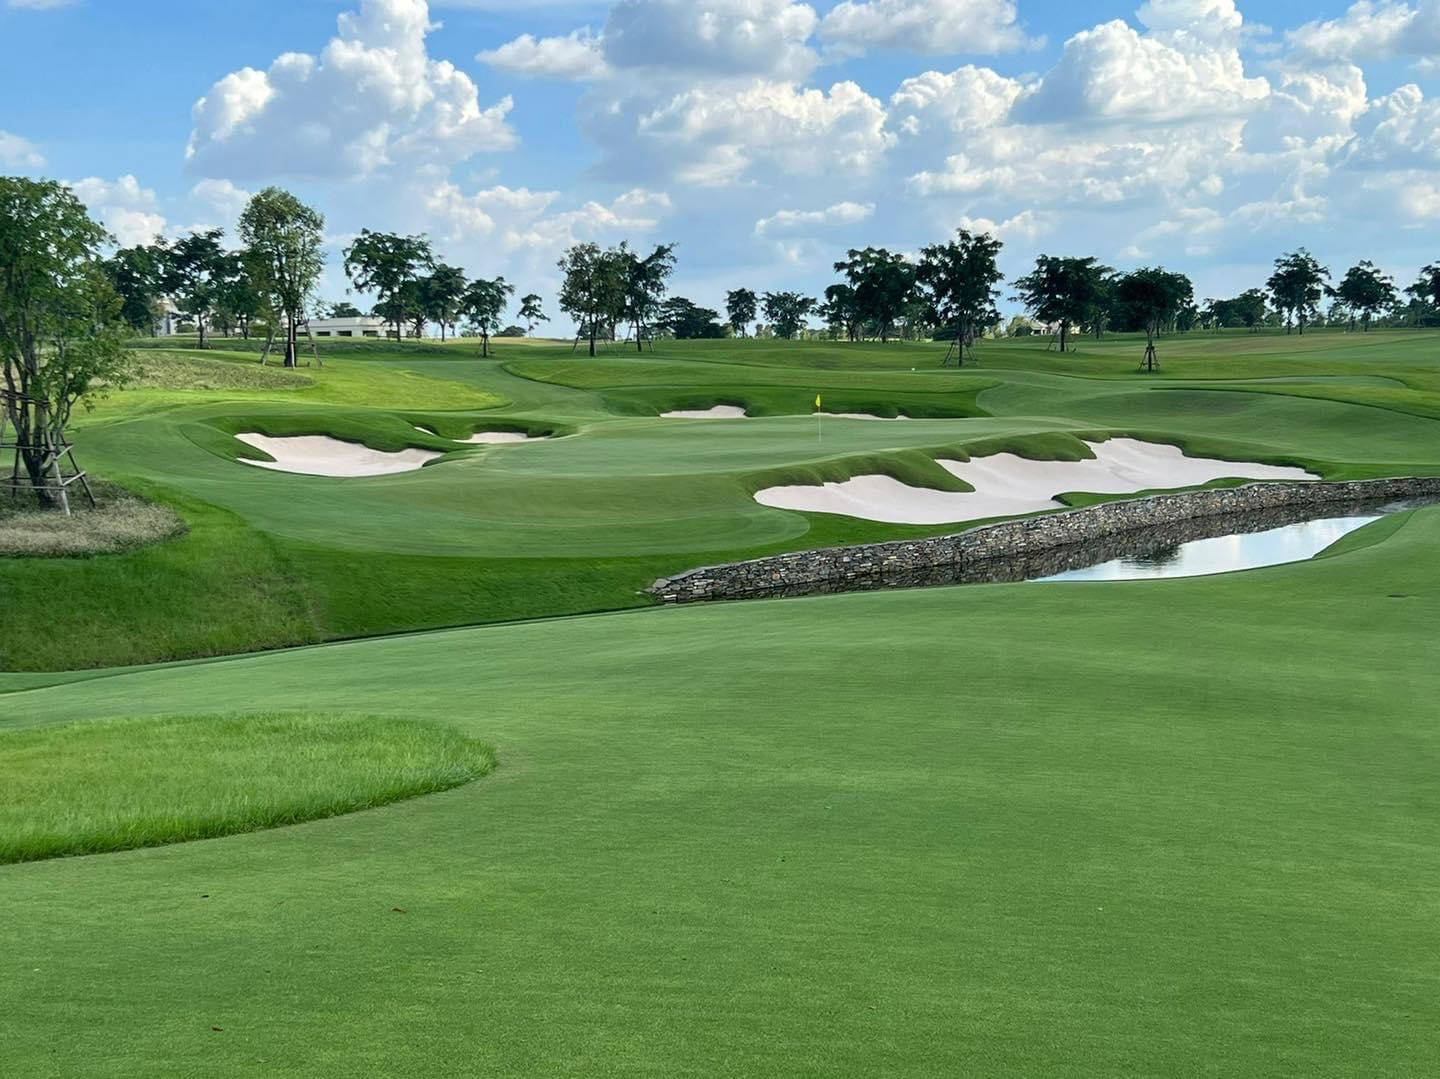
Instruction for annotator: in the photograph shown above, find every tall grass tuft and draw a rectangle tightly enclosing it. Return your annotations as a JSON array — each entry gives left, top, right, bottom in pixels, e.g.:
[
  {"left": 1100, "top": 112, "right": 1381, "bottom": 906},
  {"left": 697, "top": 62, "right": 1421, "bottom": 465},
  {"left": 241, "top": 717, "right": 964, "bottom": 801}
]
[{"left": 0, "top": 712, "right": 496, "bottom": 863}]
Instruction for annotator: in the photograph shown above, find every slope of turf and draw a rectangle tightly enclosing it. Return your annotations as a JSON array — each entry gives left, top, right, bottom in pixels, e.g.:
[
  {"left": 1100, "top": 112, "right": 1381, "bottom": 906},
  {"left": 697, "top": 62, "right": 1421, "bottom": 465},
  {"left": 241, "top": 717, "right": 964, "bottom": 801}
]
[
  {"left": 0, "top": 712, "right": 496, "bottom": 863},
  {"left": 3, "top": 507, "right": 1438, "bottom": 1075}
]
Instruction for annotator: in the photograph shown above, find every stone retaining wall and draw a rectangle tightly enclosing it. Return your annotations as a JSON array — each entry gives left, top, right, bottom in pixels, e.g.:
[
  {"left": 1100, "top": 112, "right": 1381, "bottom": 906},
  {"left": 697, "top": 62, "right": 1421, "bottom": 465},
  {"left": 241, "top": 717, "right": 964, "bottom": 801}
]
[{"left": 648, "top": 477, "right": 1440, "bottom": 603}]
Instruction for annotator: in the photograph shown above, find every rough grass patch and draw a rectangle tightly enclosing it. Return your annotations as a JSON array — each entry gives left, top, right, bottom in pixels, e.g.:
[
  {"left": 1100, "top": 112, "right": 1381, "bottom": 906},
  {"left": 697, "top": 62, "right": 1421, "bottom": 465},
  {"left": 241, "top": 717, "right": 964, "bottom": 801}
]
[
  {"left": 0, "top": 486, "right": 187, "bottom": 558},
  {"left": 0, "top": 712, "right": 497, "bottom": 863}
]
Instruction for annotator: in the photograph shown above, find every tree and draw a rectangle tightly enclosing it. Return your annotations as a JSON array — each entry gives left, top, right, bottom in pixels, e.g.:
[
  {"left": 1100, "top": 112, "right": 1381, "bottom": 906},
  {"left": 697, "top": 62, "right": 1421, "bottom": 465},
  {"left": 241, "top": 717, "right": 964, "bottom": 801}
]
[
  {"left": 658, "top": 297, "right": 723, "bottom": 339},
  {"left": 557, "top": 242, "right": 624, "bottom": 356},
  {"left": 319, "top": 300, "right": 363, "bottom": 319},
  {"left": 819, "top": 283, "right": 862, "bottom": 341},
  {"left": 725, "top": 288, "right": 758, "bottom": 338},
  {"left": 238, "top": 189, "right": 326, "bottom": 366},
  {"left": 1115, "top": 268, "right": 1193, "bottom": 372},
  {"left": 420, "top": 264, "right": 469, "bottom": 342},
  {"left": 214, "top": 251, "right": 263, "bottom": 340},
  {"left": 618, "top": 242, "right": 676, "bottom": 351},
  {"left": 518, "top": 293, "right": 548, "bottom": 336},
  {"left": 343, "top": 230, "right": 433, "bottom": 342},
  {"left": 914, "top": 228, "right": 1004, "bottom": 366},
  {"left": 761, "top": 291, "right": 816, "bottom": 339},
  {"left": 102, "top": 244, "right": 164, "bottom": 335},
  {"left": 1233, "top": 289, "right": 1267, "bottom": 332},
  {"left": 1266, "top": 249, "right": 1329, "bottom": 335},
  {"left": 1405, "top": 264, "right": 1440, "bottom": 326},
  {"left": 1011, "top": 255, "right": 1110, "bottom": 353},
  {"left": 158, "top": 228, "right": 226, "bottom": 350},
  {"left": 833, "top": 247, "right": 915, "bottom": 342},
  {"left": 0, "top": 177, "right": 130, "bottom": 510},
  {"left": 1334, "top": 260, "right": 1397, "bottom": 332},
  {"left": 462, "top": 276, "right": 514, "bottom": 357}
]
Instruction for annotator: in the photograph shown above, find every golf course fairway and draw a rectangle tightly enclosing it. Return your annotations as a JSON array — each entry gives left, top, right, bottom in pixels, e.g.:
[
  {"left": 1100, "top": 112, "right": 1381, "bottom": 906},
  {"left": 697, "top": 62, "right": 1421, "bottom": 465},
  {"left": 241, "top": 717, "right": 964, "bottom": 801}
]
[{"left": 5, "top": 333, "right": 1440, "bottom": 1075}]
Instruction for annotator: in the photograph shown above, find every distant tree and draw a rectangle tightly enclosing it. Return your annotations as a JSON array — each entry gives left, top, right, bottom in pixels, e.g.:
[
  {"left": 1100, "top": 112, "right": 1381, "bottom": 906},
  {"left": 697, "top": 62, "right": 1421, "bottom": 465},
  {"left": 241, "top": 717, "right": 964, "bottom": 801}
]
[
  {"left": 1404, "top": 264, "right": 1440, "bottom": 326},
  {"left": 462, "top": 276, "right": 514, "bottom": 357},
  {"left": 1266, "top": 249, "right": 1330, "bottom": 335},
  {"left": 819, "top": 283, "right": 862, "bottom": 342},
  {"left": 1005, "top": 314, "right": 1034, "bottom": 337},
  {"left": 762, "top": 291, "right": 816, "bottom": 340},
  {"left": 1332, "top": 260, "right": 1396, "bottom": 333},
  {"left": 239, "top": 189, "right": 326, "bottom": 366},
  {"left": 557, "top": 242, "right": 624, "bottom": 356},
  {"left": 497, "top": 324, "right": 527, "bottom": 338},
  {"left": 1175, "top": 301, "right": 1199, "bottom": 333},
  {"left": 1115, "top": 267, "right": 1194, "bottom": 372},
  {"left": 1233, "top": 289, "right": 1267, "bottom": 332},
  {"left": 212, "top": 251, "right": 264, "bottom": 339},
  {"left": 915, "top": 228, "right": 1004, "bottom": 366},
  {"left": 725, "top": 288, "right": 758, "bottom": 338},
  {"left": 420, "top": 263, "right": 469, "bottom": 342},
  {"left": 158, "top": 228, "right": 227, "bottom": 350},
  {"left": 518, "top": 292, "right": 548, "bottom": 336},
  {"left": 319, "top": 300, "right": 364, "bottom": 319},
  {"left": 833, "top": 247, "right": 915, "bottom": 342},
  {"left": 618, "top": 242, "right": 676, "bottom": 351},
  {"left": 344, "top": 230, "right": 433, "bottom": 342},
  {"left": 0, "top": 177, "right": 130, "bottom": 509},
  {"left": 658, "top": 297, "right": 723, "bottom": 339},
  {"left": 102, "top": 244, "right": 164, "bottom": 335},
  {"left": 1012, "top": 255, "right": 1110, "bottom": 353}
]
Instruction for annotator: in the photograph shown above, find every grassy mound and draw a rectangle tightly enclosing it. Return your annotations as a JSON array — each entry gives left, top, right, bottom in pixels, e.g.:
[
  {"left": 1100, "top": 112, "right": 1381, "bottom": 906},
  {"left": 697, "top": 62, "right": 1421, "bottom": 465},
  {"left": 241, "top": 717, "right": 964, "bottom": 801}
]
[
  {"left": 0, "top": 712, "right": 496, "bottom": 863},
  {"left": 0, "top": 485, "right": 187, "bottom": 557}
]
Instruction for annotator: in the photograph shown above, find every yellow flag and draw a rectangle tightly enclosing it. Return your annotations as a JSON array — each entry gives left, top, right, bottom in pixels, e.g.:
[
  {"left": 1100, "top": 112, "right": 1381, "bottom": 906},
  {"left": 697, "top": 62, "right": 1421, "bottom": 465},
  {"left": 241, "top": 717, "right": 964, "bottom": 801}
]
[{"left": 815, "top": 394, "right": 822, "bottom": 409}]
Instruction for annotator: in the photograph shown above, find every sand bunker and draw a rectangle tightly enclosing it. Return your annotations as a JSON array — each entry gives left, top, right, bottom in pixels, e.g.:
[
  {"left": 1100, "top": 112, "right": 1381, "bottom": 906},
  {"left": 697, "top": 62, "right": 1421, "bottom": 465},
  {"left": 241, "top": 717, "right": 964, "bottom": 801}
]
[
  {"left": 414, "top": 425, "right": 541, "bottom": 444},
  {"left": 819, "top": 412, "right": 910, "bottom": 421},
  {"left": 661, "top": 406, "right": 748, "bottom": 419},
  {"left": 236, "top": 434, "right": 442, "bottom": 477},
  {"left": 754, "top": 438, "right": 1315, "bottom": 524}
]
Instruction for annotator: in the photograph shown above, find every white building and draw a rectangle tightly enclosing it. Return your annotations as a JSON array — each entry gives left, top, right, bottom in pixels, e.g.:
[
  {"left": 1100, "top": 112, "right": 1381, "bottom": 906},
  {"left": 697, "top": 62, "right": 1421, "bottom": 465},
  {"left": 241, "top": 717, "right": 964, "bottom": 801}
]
[{"left": 307, "top": 316, "right": 388, "bottom": 338}]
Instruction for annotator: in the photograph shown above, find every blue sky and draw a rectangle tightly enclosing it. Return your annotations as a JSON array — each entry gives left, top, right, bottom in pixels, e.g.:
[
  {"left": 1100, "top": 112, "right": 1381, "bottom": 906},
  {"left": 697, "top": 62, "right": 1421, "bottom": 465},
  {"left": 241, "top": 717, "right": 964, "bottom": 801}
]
[{"left": 3, "top": 0, "right": 1438, "bottom": 320}]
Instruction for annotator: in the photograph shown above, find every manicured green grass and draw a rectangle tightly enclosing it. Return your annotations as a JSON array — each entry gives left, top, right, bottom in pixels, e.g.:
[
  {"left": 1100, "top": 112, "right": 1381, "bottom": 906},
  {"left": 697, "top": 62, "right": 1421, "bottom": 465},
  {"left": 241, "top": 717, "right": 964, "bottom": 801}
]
[
  {"left": 5, "top": 331, "right": 1440, "bottom": 670},
  {"left": 3, "top": 508, "right": 1439, "bottom": 1074},
  {"left": 0, "top": 711, "right": 495, "bottom": 864}
]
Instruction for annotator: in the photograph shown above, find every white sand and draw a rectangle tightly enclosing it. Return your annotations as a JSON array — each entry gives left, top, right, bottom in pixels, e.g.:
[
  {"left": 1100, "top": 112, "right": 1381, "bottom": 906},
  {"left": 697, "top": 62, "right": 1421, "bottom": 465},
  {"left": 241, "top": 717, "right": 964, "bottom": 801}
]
[
  {"left": 414, "top": 425, "right": 539, "bottom": 444},
  {"left": 661, "top": 405, "right": 748, "bottom": 419},
  {"left": 754, "top": 438, "right": 1315, "bottom": 524},
  {"left": 236, "top": 433, "right": 442, "bottom": 477},
  {"left": 819, "top": 412, "right": 910, "bottom": 421}
]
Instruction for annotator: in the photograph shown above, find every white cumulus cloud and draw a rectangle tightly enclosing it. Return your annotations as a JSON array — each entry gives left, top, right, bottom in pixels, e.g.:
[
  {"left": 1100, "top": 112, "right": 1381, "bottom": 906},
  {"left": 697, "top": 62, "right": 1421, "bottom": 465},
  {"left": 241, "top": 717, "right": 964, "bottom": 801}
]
[
  {"left": 755, "top": 200, "right": 874, "bottom": 235},
  {"left": 0, "top": 130, "right": 45, "bottom": 167},
  {"left": 479, "top": 28, "right": 609, "bottom": 80},
  {"left": 66, "top": 175, "right": 167, "bottom": 248},
  {"left": 187, "top": 0, "right": 515, "bottom": 180},
  {"left": 820, "top": 0, "right": 1035, "bottom": 58}
]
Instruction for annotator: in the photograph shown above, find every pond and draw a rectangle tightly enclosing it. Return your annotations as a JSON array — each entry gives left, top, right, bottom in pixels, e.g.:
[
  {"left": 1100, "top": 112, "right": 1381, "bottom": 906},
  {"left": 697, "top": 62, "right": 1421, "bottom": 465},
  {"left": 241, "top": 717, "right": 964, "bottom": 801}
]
[{"left": 1033, "top": 500, "right": 1430, "bottom": 583}]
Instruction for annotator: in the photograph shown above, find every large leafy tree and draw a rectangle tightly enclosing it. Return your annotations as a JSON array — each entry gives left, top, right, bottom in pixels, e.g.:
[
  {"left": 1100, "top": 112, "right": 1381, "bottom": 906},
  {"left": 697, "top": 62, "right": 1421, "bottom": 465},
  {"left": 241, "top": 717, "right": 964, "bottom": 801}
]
[
  {"left": 1011, "top": 255, "right": 1110, "bottom": 353},
  {"left": 658, "top": 297, "right": 723, "bottom": 339},
  {"left": 819, "top": 283, "right": 862, "bottom": 342},
  {"left": 1405, "top": 264, "right": 1440, "bottom": 326},
  {"left": 518, "top": 293, "right": 548, "bottom": 336},
  {"left": 832, "top": 247, "right": 915, "bottom": 342},
  {"left": 557, "top": 242, "right": 625, "bottom": 356},
  {"left": 725, "top": 287, "right": 758, "bottom": 338},
  {"left": 1334, "top": 260, "right": 1397, "bottom": 332},
  {"left": 914, "top": 228, "right": 1004, "bottom": 366},
  {"left": 343, "top": 230, "right": 433, "bottom": 342},
  {"left": 158, "top": 228, "right": 227, "bottom": 350},
  {"left": 1115, "top": 267, "right": 1194, "bottom": 372},
  {"left": 618, "top": 242, "right": 676, "bottom": 351},
  {"left": 0, "top": 177, "right": 130, "bottom": 510},
  {"left": 102, "top": 244, "right": 164, "bottom": 335},
  {"left": 1266, "top": 248, "right": 1330, "bottom": 335},
  {"left": 462, "top": 276, "right": 514, "bottom": 357},
  {"left": 239, "top": 189, "right": 326, "bottom": 366},
  {"left": 421, "top": 264, "right": 469, "bottom": 342},
  {"left": 213, "top": 251, "right": 264, "bottom": 340},
  {"left": 761, "top": 291, "right": 816, "bottom": 340}
]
